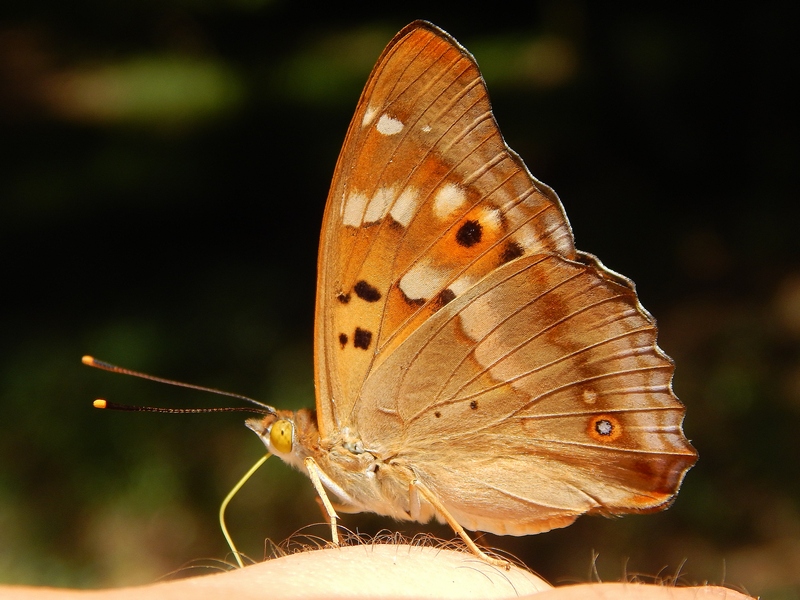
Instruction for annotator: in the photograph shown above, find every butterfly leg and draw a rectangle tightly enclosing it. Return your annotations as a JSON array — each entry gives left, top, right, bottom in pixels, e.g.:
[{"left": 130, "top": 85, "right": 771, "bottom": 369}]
[
  {"left": 313, "top": 496, "right": 332, "bottom": 525},
  {"left": 411, "top": 479, "right": 510, "bottom": 570},
  {"left": 304, "top": 457, "right": 341, "bottom": 546}
]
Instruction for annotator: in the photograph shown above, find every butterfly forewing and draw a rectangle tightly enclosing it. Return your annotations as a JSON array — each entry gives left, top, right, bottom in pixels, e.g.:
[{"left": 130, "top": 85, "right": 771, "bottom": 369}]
[
  {"left": 316, "top": 23, "right": 576, "bottom": 435},
  {"left": 353, "top": 253, "right": 696, "bottom": 535}
]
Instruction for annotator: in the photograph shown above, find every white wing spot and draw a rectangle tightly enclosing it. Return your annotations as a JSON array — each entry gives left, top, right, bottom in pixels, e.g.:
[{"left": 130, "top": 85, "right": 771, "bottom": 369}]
[
  {"left": 362, "top": 105, "right": 379, "bottom": 127},
  {"left": 343, "top": 191, "right": 368, "bottom": 227},
  {"left": 364, "top": 187, "right": 396, "bottom": 223},
  {"left": 596, "top": 419, "right": 613, "bottom": 435},
  {"left": 514, "top": 224, "right": 538, "bottom": 252},
  {"left": 399, "top": 262, "right": 448, "bottom": 301},
  {"left": 390, "top": 187, "right": 420, "bottom": 227},
  {"left": 479, "top": 206, "right": 503, "bottom": 232},
  {"left": 377, "top": 114, "right": 404, "bottom": 135},
  {"left": 459, "top": 295, "right": 500, "bottom": 342},
  {"left": 449, "top": 274, "right": 476, "bottom": 297},
  {"left": 433, "top": 183, "right": 466, "bottom": 220}
]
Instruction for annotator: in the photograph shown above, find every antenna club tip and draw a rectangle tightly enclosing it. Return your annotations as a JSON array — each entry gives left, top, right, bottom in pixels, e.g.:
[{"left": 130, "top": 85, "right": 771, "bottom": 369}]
[
  {"left": 82, "top": 355, "right": 95, "bottom": 365},
  {"left": 93, "top": 399, "right": 108, "bottom": 409}
]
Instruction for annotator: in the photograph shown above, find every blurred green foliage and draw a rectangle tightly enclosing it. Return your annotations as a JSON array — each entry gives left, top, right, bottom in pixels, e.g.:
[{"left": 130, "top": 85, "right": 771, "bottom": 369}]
[{"left": 1, "top": 2, "right": 798, "bottom": 598}]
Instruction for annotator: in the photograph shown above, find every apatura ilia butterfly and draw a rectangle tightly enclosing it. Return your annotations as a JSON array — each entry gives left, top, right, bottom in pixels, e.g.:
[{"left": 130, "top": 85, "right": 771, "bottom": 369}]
[{"left": 245, "top": 20, "right": 697, "bottom": 566}]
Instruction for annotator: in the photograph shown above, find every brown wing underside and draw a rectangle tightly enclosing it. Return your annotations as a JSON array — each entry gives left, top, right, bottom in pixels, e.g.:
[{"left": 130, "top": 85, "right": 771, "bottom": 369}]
[{"left": 354, "top": 254, "right": 696, "bottom": 535}]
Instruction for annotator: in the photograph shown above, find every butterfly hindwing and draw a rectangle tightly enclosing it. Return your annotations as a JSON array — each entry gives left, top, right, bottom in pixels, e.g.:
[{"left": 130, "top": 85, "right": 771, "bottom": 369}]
[{"left": 353, "top": 253, "right": 696, "bottom": 535}]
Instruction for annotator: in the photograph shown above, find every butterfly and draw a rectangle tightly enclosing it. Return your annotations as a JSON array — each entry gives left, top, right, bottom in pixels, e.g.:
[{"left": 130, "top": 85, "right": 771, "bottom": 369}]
[{"left": 246, "top": 20, "right": 697, "bottom": 567}]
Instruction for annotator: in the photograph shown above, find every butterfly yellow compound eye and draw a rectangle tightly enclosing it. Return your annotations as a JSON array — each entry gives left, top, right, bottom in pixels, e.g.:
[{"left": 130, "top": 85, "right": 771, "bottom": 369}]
[{"left": 270, "top": 419, "right": 293, "bottom": 454}]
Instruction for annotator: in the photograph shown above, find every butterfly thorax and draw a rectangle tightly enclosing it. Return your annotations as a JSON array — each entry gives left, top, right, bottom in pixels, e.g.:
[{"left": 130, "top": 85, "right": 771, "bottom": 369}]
[{"left": 247, "top": 409, "right": 424, "bottom": 522}]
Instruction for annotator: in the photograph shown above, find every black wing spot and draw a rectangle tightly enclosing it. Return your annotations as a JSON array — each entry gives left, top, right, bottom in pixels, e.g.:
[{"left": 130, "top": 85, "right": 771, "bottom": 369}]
[
  {"left": 470, "top": 400, "right": 478, "bottom": 410},
  {"left": 438, "top": 288, "right": 456, "bottom": 306},
  {"left": 337, "top": 292, "right": 351, "bottom": 304},
  {"left": 354, "top": 280, "right": 382, "bottom": 302},
  {"left": 456, "top": 220, "right": 482, "bottom": 247},
  {"left": 353, "top": 327, "right": 373, "bottom": 350},
  {"left": 338, "top": 333, "right": 348, "bottom": 348},
  {"left": 500, "top": 241, "right": 524, "bottom": 264}
]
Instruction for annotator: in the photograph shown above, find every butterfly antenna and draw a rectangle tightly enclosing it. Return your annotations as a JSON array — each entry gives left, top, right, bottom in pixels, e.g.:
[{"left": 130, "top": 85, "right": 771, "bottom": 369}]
[{"left": 83, "top": 355, "right": 276, "bottom": 415}]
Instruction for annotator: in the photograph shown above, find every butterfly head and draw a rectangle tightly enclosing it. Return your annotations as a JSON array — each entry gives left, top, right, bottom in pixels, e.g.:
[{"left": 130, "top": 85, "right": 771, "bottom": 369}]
[{"left": 246, "top": 408, "right": 319, "bottom": 471}]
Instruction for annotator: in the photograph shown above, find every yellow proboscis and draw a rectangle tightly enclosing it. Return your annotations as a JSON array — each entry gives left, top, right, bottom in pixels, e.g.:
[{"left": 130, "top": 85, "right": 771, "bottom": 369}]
[{"left": 219, "top": 453, "right": 272, "bottom": 568}]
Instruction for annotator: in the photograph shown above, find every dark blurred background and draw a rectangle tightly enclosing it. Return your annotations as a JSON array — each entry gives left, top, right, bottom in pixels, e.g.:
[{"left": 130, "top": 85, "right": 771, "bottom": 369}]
[{"left": 1, "top": 2, "right": 798, "bottom": 597}]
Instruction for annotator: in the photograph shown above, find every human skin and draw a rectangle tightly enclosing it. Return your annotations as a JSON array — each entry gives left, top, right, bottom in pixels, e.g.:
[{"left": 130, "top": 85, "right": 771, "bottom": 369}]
[{"left": 0, "top": 544, "right": 753, "bottom": 599}]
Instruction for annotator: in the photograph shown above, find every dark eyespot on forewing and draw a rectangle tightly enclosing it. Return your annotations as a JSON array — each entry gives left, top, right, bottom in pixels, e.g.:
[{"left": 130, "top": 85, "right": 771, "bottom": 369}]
[
  {"left": 456, "top": 220, "right": 482, "bottom": 247},
  {"left": 354, "top": 327, "right": 373, "bottom": 350},
  {"left": 354, "top": 280, "right": 381, "bottom": 302}
]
